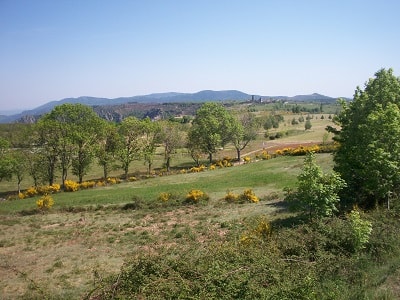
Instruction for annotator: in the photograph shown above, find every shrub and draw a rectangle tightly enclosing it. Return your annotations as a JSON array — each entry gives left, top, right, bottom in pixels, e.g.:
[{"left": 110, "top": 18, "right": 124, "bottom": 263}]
[
  {"left": 348, "top": 208, "right": 373, "bottom": 252},
  {"left": 64, "top": 180, "right": 80, "bottom": 192},
  {"left": 239, "top": 189, "right": 259, "bottom": 203},
  {"left": 240, "top": 216, "right": 271, "bottom": 245},
  {"left": 190, "top": 165, "right": 206, "bottom": 173},
  {"left": 18, "top": 192, "right": 25, "bottom": 199},
  {"left": 36, "top": 184, "right": 61, "bottom": 195},
  {"left": 128, "top": 176, "right": 137, "bottom": 182},
  {"left": 96, "top": 180, "right": 106, "bottom": 187},
  {"left": 158, "top": 192, "right": 172, "bottom": 202},
  {"left": 209, "top": 164, "right": 216, "bottom": 170},
  {"left": 224, "top": 191, "right": 238, "bottom": 203},
  {"left": 243, "top": 156, "right": 251, "bottom": 163},
  {"left": 36, "top": 194, "right": 54, "bottom": 210},
  {"left": 80, "top": 181, "right": 96, "bottom": 189},
  {"left": 107, "top": 177, "right": 121, "bottom": 184},
  {"left": 185, "top": 189, "right": 209, "bottom": 204},
  {"left": 25, "top": 186, "right": 38, "bottom": 197}
]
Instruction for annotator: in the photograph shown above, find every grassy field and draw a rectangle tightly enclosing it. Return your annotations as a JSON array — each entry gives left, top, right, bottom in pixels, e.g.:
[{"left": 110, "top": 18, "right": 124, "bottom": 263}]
[
  {"left": 0, "top": 113, "right": 351, "bottom": 299},
  {"left": 0, "top": 154, "right": 325, "bottom": 299}
]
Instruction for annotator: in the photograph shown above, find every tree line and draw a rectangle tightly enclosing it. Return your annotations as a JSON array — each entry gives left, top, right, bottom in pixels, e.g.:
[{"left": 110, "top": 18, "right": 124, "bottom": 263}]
[{"left": 0, "top": 102, "right": 261, "bottom": 192}]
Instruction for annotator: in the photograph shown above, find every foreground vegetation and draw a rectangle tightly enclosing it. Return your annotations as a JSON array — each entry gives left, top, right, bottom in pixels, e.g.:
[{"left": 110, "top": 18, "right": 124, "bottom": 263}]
[{"left": 1, "top": 154, "right": 400, "bottom": 299}]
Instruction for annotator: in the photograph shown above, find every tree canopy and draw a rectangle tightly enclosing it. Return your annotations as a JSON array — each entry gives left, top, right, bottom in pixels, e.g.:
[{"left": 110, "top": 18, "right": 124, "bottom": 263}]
[
  {"left": 333, "top": 68, "right": 400, "bottom": 208},
  {"left": 188, "top": 103, "right": 236, "bottom": 163}
]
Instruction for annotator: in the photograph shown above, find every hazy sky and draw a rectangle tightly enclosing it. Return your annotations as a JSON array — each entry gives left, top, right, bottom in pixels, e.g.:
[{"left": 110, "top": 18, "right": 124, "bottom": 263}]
[{"left": 1, "top": 0, "right": 400, "bottom": 111}]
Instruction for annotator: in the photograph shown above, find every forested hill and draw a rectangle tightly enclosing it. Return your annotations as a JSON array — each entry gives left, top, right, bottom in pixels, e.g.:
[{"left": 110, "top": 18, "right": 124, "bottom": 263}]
[{"left": 0, "top": 90, "right": 342, "bottom": 123}]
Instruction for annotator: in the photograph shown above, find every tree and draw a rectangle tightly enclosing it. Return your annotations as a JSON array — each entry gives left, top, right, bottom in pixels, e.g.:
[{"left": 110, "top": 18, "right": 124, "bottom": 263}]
[
  {"left": 96, "top": 123, "right": 120, "bottom": 179},
  {"left": 231, "top": 112, "right": 260, "bottom": 161},
  {"left": 141, "top": 118, "right": 161, "bottom": 175},
  {"left": 285, "top": 152, "right": 346, "bottom": 219},
  {"left": 0, "top": 137, "right": 13, "bottom": 182},
  {"left": 333, "top": 68, "right": 400, "bottom": 208},
  {"left": 188, "top": 103, "right": 235, "bottom": 163},
  {"left": 37, "top": 104, "right": 104, "bottom": 185},
  {"left": 305, "top": 119, "right": 312, "bottom": 130},
  {"left": 159, "top": 121, "right": 186, "bottom": 172},
  {"left": 117, "top": 116, "right": 144, "bottom": 179},
  {"left": 10, "top": 150, "right": 28, "bottom": 193}
]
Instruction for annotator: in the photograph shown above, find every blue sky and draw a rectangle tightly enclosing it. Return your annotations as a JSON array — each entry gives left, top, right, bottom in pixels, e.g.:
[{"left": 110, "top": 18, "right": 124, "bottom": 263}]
[{"left": 1, "top": 0, "right": 400, "bottom": 111}]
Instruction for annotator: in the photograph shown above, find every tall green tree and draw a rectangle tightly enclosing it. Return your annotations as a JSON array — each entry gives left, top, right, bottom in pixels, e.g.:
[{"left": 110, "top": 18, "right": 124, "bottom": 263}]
[
  {"left": 159, "top": 121, "right": 186, "bottom": 172},
  {"left": 188, "top": 103, "right": 235, "bottom": 163},
  {"left": 117, "top": 116, "right": 144, "bottom": 178},
  {"left": 231, "top": 111, "right": 260, "bottom": 161},
  {"left": 0, "top": 137, "right": 13, "bottom": 182},
  {"left": 141, "top": 118, "right": 161, "bottom": 175},
  {"left": 333, "top": 68, "right": 400, "bottom": 208},
  {"left": 96, "top": 123, "right": 120, "bottom": 179},
  {"left": 37, "top": 104, "right": 104, "bottom": 185}
]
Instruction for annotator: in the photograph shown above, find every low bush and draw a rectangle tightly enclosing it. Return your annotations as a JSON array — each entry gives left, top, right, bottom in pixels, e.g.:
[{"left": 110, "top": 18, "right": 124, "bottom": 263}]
[
  {"left": 64, "top": 180, "right": 80, "bottom": 192},
  {"left": 36, "top": 194, "right": 54, "bottom": 210},
  {"left": 185, "top": 189, "right": 209, "bottom": 204}
]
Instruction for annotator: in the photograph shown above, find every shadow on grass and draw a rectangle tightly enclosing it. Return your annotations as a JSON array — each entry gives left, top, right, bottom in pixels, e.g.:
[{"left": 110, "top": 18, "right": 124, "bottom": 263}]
[{"left": 270, "top": 213, "right": 308, "bottom": 229}]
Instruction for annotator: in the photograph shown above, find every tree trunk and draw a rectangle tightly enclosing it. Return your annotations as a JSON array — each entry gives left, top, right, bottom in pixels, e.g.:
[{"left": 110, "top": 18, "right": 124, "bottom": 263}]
[
  {"left": 236, "top": 148, "right": 241, "bottom": 162},
  {"left": 166, "top": 156, "right": 171, "bottom": 172}
]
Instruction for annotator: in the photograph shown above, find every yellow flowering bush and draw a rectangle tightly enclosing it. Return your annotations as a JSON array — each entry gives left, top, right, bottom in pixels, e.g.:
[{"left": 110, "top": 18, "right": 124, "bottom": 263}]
[
  {"left": 64, "top": 180, "right": 80, "bottom": 192},
  {"left": 224, "top": 191, "right": 238, "bottom": 203},
  {"left": 185, "top": 189, "right": 209, "bottom": 204},
  {"left": 180, "top": 169, "right": 187, "bottom": 174},
  {"left": 80, "top": 181, "right": 96, "bottom": 189},
  {"left": 209, "top": 164, "right": 216, "bottom": 170},
  {"left": 36, "top": 194, "right": 54, "bottom": 210},
  {"left": 239, "top": 189, "right": 259, "bottom": 203},
  {"left": 96, "top": 180, "right": 106, "bottom": 187},
  {"left": 240, "top": 216, "right": 271, "bottom": 245},
  {"left": 190, "top": 165, "right": 207, "bottom": 173},
  {"left": 261, "top": 150, "right": 271, "bottom": 160},
  {"left": 25, "top": 186, "right": 38, "bottom": 197},
  {"left": 18, "top": 192, "right": 25, "bottom": 199},
  {"left": 158, "top": 192, "right": 172, "bottom": 202},
  {"left": 36, "top": 184, "right": 61, "bottom": 195},
  {"left": 128, "top": 176, "right": 137, "bottom": 182},
  {"left": 243, "top": 156, "right": 251, "bottom": 163}
]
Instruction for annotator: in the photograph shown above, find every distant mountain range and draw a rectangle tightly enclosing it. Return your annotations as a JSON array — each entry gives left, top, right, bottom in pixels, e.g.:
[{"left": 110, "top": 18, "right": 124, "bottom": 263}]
[{"left": 0, "top": 90, "right": 346, "bottom": 123}]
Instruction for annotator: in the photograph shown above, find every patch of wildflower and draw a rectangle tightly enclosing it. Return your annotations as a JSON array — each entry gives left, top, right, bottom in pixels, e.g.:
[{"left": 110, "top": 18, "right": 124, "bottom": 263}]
[
  {"left": 128, "top": 176, "right": 137, "bottom": 182},
  {"left": 36, "top": 194, "right": 54, "bottom": 210},
  {"left": 209, "top": 164, "right": 216, "bottom": 170},
  {"left": 18, "top": 192, "right": 25, "bottom": 199}
]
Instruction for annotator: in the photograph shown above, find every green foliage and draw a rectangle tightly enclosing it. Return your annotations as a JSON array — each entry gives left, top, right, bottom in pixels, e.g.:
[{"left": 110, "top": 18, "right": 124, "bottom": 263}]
[
  {"left": 305, "top": 119, "right": 312, "bottom": 130},
  {"left": 348, "top": 208, "right": 373, "bottom": 252},
  {"left": 90, "top": 210, "right": 400, "bottom": 300},
  {"left": 285, "top": 152, "right": 346, "bottom": 219},
  {"left": 0, "top": 137, "right": 13, "bottom": 182},
  {"left": 188, "top": 102, "right": 236, "bottom": 163},
  {"left": 334, "top": 68, "right": 400, "bottom": 208}
]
